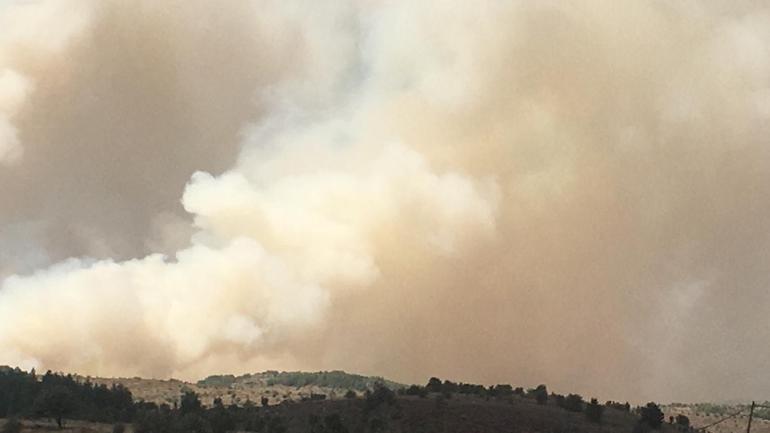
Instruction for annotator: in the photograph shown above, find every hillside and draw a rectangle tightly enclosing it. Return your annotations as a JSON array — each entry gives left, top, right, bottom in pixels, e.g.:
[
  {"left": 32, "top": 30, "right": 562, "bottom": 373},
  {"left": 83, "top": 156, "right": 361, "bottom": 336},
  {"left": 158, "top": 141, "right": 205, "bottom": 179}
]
[
  {"left": 84, "top": 371, "right": 403, "bottom": 407},
  {"left": 0, "top": 367, "right": 684, "bottom": 433},
  {"left": 264, "top": 393, "right": 645, "bottom": 433}
]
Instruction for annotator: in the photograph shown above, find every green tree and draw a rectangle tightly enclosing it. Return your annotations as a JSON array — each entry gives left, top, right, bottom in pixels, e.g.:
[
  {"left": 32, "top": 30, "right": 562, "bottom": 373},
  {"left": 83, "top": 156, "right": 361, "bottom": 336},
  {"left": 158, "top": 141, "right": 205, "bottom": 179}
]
[
  {"left": 208, "top": 398, "right": 235, "bottom": 433},
  {"left": 34, "top": 385, "right": 76, "bottom": 429},
  {"left": 426, "top": 377, "right": 442, "bottom": 393},
  {"left": 640, "top": 403, "right": 665, "bottom": 429},
  {"left": 585, "top": 398, "right": 604, "bottom": 423},
  {"left": 134, "top": 408, "right": 172, "bottom": 433},
  {"left": 323, "top": 414, "right": 349, "bottom": 433},
  {"left": 174, "top": 413, "right": 211, "bottom": 433},
  {"left": 265, "top": 416, "right": 287, "bottom": 433},
  {"left": 491, "top": 384, "right": 513, "bottom": 398},
  {"left": 528, "top": 385, "right": 548, "bottom": 405},
  {"left": 364, "top": 384, "right": 396, "bottom": 413},
  {"left": 243, "top": 412, "right": 265, "bottom": 432},
  {"left": 179, "top": 392, "right": 203, "bottom": 416}
]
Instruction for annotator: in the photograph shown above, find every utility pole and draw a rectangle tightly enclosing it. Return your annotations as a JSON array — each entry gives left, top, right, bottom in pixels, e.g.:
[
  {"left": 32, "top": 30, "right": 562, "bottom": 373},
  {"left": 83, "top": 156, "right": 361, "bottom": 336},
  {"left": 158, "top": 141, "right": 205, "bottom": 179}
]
[{"left": 747, "top": 401, "right": 756, "bottom": 433}]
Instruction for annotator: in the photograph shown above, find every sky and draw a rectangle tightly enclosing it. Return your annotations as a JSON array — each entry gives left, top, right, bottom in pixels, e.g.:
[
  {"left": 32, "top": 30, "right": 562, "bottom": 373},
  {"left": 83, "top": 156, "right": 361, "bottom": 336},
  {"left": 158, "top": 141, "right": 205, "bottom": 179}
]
[{"left": 1, "top": 0, "right": 770, "bottom": 404}]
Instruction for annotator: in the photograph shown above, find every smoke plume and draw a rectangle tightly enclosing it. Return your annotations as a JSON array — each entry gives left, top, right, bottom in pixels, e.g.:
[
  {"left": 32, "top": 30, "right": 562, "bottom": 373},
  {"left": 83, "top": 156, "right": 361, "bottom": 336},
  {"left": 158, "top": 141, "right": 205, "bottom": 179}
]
[{"left": 2, "top": 0, "right": 770, "bottom": 403}]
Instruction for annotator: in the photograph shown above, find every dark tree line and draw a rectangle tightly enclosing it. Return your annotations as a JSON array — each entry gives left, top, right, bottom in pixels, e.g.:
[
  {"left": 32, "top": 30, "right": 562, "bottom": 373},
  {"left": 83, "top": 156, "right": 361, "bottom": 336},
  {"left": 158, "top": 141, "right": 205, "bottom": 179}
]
[
  {"left": 412, "top": 377, "right": 529, "bottom": 400},
  {"left": 0, "top": 368, "right": 299, "bottom": 433},
  {"left": 132, "top": 393, "right": 289, "bottom": 433},
  {"left": 0, "top": 368, "right": 133, "bottom": 427},
  {"left": 403, "top": 377, "right": 643, "bottom": 426},
  {"left": 637, "top": 402, "right": 665, "bottom": 430}
]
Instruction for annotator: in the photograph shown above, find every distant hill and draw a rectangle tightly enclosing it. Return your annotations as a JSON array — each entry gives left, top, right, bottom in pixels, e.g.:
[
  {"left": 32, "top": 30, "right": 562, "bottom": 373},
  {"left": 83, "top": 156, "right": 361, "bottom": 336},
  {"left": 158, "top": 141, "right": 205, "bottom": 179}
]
[
  {"left": 198, "top": 370, "right": 404, "bottom": 391},
  {"left": 87, "top": 370, "right": 404, "bottom": 407}
]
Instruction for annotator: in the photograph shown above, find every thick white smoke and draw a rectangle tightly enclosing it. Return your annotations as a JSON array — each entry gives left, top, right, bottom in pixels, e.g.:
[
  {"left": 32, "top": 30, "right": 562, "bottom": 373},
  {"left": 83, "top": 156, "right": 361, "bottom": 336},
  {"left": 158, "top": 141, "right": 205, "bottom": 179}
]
[
  {"left": 0, "top": 68, "right": 29, "bottom": 164},
  {"left": 0, "top": 0, "right": 90, "bottom": 165},
  {"left": 2, "top": 0, "right": 770, "bottom": 403}
]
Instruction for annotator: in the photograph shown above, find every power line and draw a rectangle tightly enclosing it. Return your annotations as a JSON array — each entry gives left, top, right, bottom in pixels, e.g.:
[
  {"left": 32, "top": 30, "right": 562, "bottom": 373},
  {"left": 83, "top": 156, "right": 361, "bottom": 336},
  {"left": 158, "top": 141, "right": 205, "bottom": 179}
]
[{"left": 746, "top": 402, "right": 755, "bottom": 433}]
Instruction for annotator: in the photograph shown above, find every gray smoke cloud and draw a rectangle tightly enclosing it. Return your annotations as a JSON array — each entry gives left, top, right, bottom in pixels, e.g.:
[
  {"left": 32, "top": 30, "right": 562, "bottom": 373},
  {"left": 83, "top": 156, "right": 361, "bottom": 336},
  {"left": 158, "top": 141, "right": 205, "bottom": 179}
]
[{"left": 1, "top": 0, "right": 770, "bottom": 403}]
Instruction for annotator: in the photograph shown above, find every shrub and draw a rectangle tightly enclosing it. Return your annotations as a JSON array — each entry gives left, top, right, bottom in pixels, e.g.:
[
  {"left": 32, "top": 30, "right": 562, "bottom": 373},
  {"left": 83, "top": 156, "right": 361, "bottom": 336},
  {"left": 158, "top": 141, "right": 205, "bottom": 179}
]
[{"left": 676, "top": 414, "right": 690, "bottom": 429}]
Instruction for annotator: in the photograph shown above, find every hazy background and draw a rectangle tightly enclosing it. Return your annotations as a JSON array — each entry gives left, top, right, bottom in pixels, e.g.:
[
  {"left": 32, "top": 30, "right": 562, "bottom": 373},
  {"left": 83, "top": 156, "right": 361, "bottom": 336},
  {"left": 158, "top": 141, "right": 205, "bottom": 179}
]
[{"left": 1, "top": 0, "right": 770, "bottom": 404}]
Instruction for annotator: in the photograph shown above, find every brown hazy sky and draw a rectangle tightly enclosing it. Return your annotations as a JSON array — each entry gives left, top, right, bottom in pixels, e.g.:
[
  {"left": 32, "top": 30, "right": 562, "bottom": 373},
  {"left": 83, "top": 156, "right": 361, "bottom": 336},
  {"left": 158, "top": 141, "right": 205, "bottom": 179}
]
[{"left": 1, "top": 0, "right": 770, "bottom": 404}]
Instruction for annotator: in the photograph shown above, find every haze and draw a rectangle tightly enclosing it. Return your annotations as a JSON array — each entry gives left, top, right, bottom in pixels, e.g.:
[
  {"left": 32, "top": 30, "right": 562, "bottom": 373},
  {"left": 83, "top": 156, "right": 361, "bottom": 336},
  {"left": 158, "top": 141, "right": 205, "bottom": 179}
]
[{"left": 1, "top": 0, "right": 770, "bottom": 404}]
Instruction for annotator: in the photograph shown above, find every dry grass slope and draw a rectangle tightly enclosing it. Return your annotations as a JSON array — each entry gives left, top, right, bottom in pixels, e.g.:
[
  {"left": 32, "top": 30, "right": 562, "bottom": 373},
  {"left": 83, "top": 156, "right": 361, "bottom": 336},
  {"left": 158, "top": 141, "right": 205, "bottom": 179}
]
[{"left": 84, "top": 371, "right": 389, "bottom": 407}]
